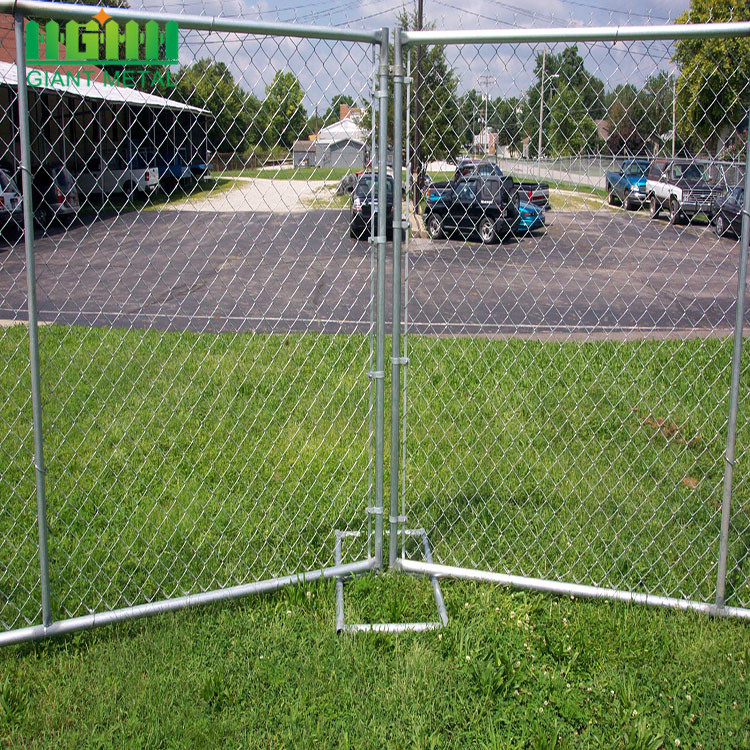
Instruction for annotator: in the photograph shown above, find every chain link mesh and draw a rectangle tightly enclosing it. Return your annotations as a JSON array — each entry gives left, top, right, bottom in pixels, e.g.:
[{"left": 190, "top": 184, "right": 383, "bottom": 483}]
[
  {"left": 1, "top": 7, "right": 749, "bottom": 641},
  {"left": 0, "top": 12, "right": 384, "bottom": 631},
  {"left": 400, "top": 32, "right": 749, "bottom": 609}
]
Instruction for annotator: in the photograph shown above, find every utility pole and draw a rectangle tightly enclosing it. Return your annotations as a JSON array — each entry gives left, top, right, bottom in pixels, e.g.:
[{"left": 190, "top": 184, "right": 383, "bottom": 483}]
[
  {"left": 536, "top": 51, "right": 559, "bottom": 178},
  {"left": 537, "top": 49, "right": 546, "bottom": 178},
  {"left": 412, "top": 0, "right": 424, "bottom": 205},
  {"left": 672, "top": 73, "right": 677, "bottom": 159}
]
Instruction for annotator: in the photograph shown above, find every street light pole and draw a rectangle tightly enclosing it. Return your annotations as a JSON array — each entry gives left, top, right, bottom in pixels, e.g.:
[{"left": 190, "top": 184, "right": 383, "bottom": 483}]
[{"left": 478, "top": 74, "right": 495, "bottom": 155}]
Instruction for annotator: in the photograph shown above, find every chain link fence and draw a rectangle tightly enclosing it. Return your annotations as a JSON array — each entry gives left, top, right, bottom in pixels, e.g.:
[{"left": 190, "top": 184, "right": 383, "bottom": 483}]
[
  {"left": 393, "top": 25, "right": 750, "bottom": 616},
  {"left": 0, "top": 3, "right": 391, "bottom": 643},
  {"left": 1, "top": 3, "right": 749, "bottom": 645}
]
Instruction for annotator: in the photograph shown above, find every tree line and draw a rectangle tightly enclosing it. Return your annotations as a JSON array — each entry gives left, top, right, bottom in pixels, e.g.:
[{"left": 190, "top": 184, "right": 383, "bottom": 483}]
[{"left": 163, "top": 0, "right": 748, "bottom": 160}]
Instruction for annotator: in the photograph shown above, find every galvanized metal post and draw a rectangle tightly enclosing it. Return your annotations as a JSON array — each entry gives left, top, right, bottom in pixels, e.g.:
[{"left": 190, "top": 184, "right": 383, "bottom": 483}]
[
  {"left": 367, "top": 42, "right": 378, "bottom": 560},
  {"left": 716, "top": 111, "right": 750, "bottom": 611},
  {"left": 389, "top": 29, "right": 404, "bottom": 568},
  {"left": 14, "top": 12, "right": 52, "bottom": 628},
  {"left": 373, "top": 27, "right": 389, "bottom": 570},
  {"left": 402, "top": 53, "right": 412, "bottom": 561}
]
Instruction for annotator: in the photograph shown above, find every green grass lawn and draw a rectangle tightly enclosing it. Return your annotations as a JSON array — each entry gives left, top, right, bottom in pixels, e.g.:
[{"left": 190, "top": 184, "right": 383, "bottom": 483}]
[
  {"left": 1, "top": 326, "right": 749, "bottom": 746},
  {"left": 0, "top": 578, "right": 748, "bottom": 747}
]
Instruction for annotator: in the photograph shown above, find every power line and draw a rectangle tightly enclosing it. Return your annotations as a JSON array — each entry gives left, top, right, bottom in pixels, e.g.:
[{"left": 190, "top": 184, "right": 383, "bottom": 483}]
[
  {"left": 431, "top": 0, "right": 673, "bottom": 63},
  {"left": 431, "top": 0, "right": 518, "bottom": 27},
  {"left": 333, "top": 3, "right": 406, "bottom": 26},
  {"left": 294, "top": 0, "right": 391, "bottom": 23},
  {"left": 550, "top": 0, "right": 672, "bottom": 22},
  {"left": 476, "top": 0, "right": 571, "bottom": 25}
]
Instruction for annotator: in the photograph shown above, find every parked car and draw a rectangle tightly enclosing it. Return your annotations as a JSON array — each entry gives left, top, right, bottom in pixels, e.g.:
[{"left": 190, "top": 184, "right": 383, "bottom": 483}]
[
  {"left": 427, "top": 160, "right": 549, "bottom": 210},
  {"left": 32, "top": 162, "right": 80, "bottom": 228},
  {"left": 646, "top": 159, "right": 720, "bottom": 224},
  {"left": 75, "top": 152, "right": 159, "bottom": 198},
  {"left": 713, "top": 185, "right": 745, "bottom": 238},
  {"left": 350, "top": 173, "right": 394, "bottom": 239},
  {"left": 453, "top": 159, "right": 550, "bottom": 207},
  {"left": 515, "top": 200, "right": 545, "bottom": 233},
  {"left": 424, "top": 174, "right": 520, "bottom": 243},
  {"left": 0, "top": 164, "right": 22, "bottom": 229},
  {"left": 605, "top": 158, "right": 651, "bottom": 209}
]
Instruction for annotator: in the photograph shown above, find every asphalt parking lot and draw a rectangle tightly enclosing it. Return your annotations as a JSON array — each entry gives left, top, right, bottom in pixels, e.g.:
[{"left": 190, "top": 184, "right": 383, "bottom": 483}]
[{"left": 0, "top": 206, "right": 743, "bottom": 339}]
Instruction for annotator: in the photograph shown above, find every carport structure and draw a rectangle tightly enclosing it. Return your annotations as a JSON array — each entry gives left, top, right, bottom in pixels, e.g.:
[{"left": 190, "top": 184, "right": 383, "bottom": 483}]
[{"left": 0, "top": 15, "right": 209, "bottom": 184}]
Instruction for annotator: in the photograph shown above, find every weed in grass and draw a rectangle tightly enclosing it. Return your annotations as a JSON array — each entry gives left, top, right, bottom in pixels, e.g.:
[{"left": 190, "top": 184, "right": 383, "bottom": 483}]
[
  {"left": 468, "top": 650, "right": 519, "bottom": 700},
  {"left": 622, "top": 718, "right": 665, "bottom": 750},
  {"left": 0, "top": 674, "right": 23, "bottom": 729},
  {"left": 200, "top": 668, "right": 233, "bottom": 713}
]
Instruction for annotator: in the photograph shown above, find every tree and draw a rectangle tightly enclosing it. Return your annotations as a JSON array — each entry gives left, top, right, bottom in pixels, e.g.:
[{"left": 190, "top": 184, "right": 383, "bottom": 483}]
[
  {"left": 606, "top": 84, "right": 647, "bottom": 154},
  {"left": 306, "top": 113, "right": 324, "bottom": 138},
  {"left": 490, "top": 97, "right": 524, "bottom": 150},
  {"left": 359, "top": 15, "right": 461, "bottom": 164},
  {"left": 173, "top": 60, "right": 262, "bottom": 153},
  {"left": 523, "top": 45, "right": 605, "bottom": 157},
  {"left": 323, "top": 94, "right": 356, "bottom": 126},
  {"left": 260, "top": 71, "right": 308, "bottom": 150},
  {"left": 549, "top": 85, "right": 601, "bottom": 155},
  {"left": 400, "top": 9, "right": 461, "bottom": 163},
  {"left": 674, "top": 0, "right": 750, "bottom": 153},
  {"left": 458, "top": 89, "right": 483, "bottom": 148}
]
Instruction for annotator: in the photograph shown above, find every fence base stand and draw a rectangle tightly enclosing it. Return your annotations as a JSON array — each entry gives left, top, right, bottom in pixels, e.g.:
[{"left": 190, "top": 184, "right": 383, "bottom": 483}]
[{"left": 334, "top": 528, "right": 449, "bottom": 633}]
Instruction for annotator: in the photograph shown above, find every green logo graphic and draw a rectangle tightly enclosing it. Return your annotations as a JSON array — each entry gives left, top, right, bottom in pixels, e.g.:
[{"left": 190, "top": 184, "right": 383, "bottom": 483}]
[{"left": 26, "top": 10, "right": 179, "bottom": 66}]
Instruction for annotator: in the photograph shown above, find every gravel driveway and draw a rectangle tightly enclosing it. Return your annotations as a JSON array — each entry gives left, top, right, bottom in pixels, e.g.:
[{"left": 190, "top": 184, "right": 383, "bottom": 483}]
[{"left": 165, "top": 178, "right": 337, "bottom": 213}]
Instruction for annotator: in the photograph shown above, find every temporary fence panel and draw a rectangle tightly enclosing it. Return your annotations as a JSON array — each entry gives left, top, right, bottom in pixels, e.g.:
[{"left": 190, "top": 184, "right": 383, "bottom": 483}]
[
  {"left": 0, "top": 1, "right": 390, "bottom": 645},
  {"left": 393, "top": 24, "right": 750, "bottom": 618},
  {"left": 2, "top": 5, "right": 750, "bottom": 647}
]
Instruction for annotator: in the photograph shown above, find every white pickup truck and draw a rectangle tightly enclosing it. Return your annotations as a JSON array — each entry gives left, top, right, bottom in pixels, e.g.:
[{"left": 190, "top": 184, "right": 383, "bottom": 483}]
[
  {"left": 646, "top": 158, "right": 720, "bottom": 224},
  {"left": 75, "top": 153, "right": 159, "bottom": 199}
]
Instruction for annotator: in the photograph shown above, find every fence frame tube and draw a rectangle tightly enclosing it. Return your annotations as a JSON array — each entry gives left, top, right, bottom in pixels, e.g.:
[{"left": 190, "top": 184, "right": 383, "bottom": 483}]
[
  {"left": 401, "top": 21, "right": 750, "bottom": 47},
  {"left": 14, "top": 10, "right": 52, "bottom": 629},
  {"left": 398, "top": 560, "right": 750, "bottom": 620},
  {"left": 715, "top": 113, "right": 750, "bottom": 610},
  {"left": 371, "top": 27, "right": 389, "bottom": 569},
  {"left": 1, "top": 0, "right": 381, "bottom": 43},
  {"left": 0, "top": 558, "right": 378, "bottom": 647},
  {"left": 389, "top": 29, "right": 405, "bottom": 568}
]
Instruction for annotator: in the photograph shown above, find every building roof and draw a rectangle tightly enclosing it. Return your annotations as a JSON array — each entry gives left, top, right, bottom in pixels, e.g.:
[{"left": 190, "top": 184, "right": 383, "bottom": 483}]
[
  {"left": 318, "top": 137, "right": 366, "bottom": 148},
  {"left": 316, "top": 117, "right": 366, "bottom": 145},
  {"left": 0, "top": 61, "right": 207, "bottom": 114}
]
